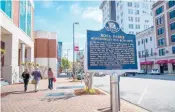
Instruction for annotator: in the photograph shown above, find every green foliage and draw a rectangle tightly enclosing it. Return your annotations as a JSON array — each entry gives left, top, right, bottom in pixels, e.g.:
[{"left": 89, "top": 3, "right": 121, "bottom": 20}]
[{"left": 61, "top": 57, "right": 70, "bottom": 70}]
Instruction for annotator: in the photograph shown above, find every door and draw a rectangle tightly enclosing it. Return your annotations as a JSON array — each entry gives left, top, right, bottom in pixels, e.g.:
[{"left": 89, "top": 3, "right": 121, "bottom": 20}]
[{"left": 160, "top": 65, "right": 164, "bottom": 73}]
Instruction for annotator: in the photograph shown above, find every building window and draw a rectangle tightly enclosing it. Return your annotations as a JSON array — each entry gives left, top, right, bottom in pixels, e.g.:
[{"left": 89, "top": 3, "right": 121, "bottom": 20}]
[
  {"left": 150, "top": 36, "right": 152, "bottom": 41},
  {"left": 135, "top": 24, "right": 140, "bottom": 29},
  {"left": 128, "top": 2, "right": 132, "bottom": 7},
  {"left": 170, "top": 22, "right": 175, "bottom": 30},
  {"left": 128, "top": 17, "right": 133, "bottom": 21},
  {"left": 135, "top": 3, "right": 139, "bottom": 8},
  {"left": 157, "top": 16, "right": 163, "bottom": 25},
  {"left": 171, "top": 34, "right": 175, "bottom": 42},
  {"left": 0, "top": 0, "right": 12, "bottom": 18},
  {"left": 138, "top": 41, "right": 140, "bottom": 45},
  {"left": 158, "top": 38, "right": 165, "bottom": 46},
  {"left": 142, "top": 39, "right": 144, "bottom": 44},
  {"left": 159, "top": 49, "right": 165, "bottom": 56},
  {"left": 157, "top": 27, "right": 164, "bottom": 35},
  {"left": 20, "top": 0, "right": 27, "bottom": 32},
  {"left": 129, "top": 24, "right": 134, "bottom": 29},
  {"left": 169, "top": 10, "right": 175, "bottom": 19},
  {"left": 135, "top": 10, "right": 139, "bottom": 15},
  {"left": 135, "top": 17, "right": 140, "bottom": 22},
  {"left": 145, "top": 20, "right": 149, "bottom": 23},
  {"left": 128, "top": 9, "right": 133, "bottom": 14},
  {"left": 138, "top": 51, "right": 141, "bottom": 58},
  {"left": 172, "top": 46, "right": 175, "bottom": 54},
  {"left": 146, "top": 38, "right": 148, "bottom": 43},
  {"left": 156, "top": 6, "right": 163, "bottom": 15},
  {"left": 168, "top": 1, "right": 175, "bottom": 8},
  {"left": 121, "top": 19, "right": 123, "bottom": 24}
]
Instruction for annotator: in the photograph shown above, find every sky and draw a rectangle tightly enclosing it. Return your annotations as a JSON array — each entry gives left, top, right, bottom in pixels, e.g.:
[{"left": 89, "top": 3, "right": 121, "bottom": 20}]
[{"left": 34, "top": 0, "right": 103, "bottom": 61}]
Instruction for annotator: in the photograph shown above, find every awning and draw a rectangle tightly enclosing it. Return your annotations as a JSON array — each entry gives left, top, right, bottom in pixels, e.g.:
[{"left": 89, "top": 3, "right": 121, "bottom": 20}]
[
  {"left": 140, "top": 61, "right": 154, "bottom": 65},
  {"left": 155, "top": 60, "right": 168, "bottom": 64},
  {"left": 168, "top": 59, "right": 175, "bottom": 64}
]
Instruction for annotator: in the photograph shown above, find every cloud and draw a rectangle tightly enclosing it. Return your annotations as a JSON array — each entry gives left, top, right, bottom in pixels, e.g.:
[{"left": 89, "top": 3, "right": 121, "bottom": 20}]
[
  {"left": 70, "top": 3, "right": 82, "bottom": 15},
  {"left": 82, "top": 7, "right": 102, "bottom": 23},
  {"left": 42, "top": 1, "right": 54, "bottom": 8}
]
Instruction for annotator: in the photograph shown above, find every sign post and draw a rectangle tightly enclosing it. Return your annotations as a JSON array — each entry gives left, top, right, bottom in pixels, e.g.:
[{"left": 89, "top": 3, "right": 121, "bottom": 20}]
[{"left": 86, "top": 20, "right": 139, "bottom": 112}]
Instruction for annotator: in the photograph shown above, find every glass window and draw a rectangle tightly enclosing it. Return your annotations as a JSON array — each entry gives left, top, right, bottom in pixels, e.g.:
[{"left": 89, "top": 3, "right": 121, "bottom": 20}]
[
  {"left": 142, "top": 39, "right": 144, "bottom": 44},
  {"left": 151, "top": 48, "right": 153, "bottom": 56},
  {"left": 20, "top": 0, "right": 27, "bottom": 32},
  {"left": 128, "top": 17, "right": 133, "bottom": 21},
  {"left": 172, "top": 46, "right": 175, "bottom": 54},
  {"left": 138, "top": 41, "right": 140, "bottom": 45},
  {"left": 171, "top": 34, "right": 175, "bottom": 42},
  {"left": 146, "top": 38, "right": 148, "bottom": 43},
  {"left": 136, "top": 24, "right": 140, "bottom": 29},
  {"left": 170, "top": 10, "right": 175, "bottom": 19},
  {"left": 129, "top": 24, "right": 134, "bottom": 29},
  {"left": 170, "top": 22, "right": 175, "bottom": 30},
  {"left": 135, "top": 3, "right": 139, "bottom": 8},
  {"left": 135, "top": 17, "right": 140, "bottom": 22},
  {"left": 128, "top": 2, "right": 132, "bottom": 7},
  {"left": 156, "top": 6, "right": 163, "bottom": 15},
  {"left": 159, "top": 49, "right": 165, "bottom": 56},
  {"left": 128, "top": 9, "right": 133, "bottom": 14},
  {"left": 138, "top": 51, "right": 141, "bottom": 58},
  {"left": 0, "top": 0, "right": 12, "bottom": 18},
  {"left": 150, "top": 37, "right": 152, "bottom": 41},
  {"left": 157, "top": 16, "right": 163, "bottom": 25},
  {"left": 158, "top": 38, "right": 165, "bottom": 46},
  {"left": 169, "top": 1, "right": 175, "bottom": 8},
  {"left": 135, "top": 10, "right": 139, "bottom": 15},
  {"left": 157, "top": 27, "right": 164, "bottom": 35}
]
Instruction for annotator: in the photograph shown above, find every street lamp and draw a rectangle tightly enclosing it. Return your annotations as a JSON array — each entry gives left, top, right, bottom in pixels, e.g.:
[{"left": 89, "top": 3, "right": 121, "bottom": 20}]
[
  {"left": 143, "top": 39, "right": 148, "bottom": 74},
  {"left": 67, "top": 49, "right": 70, "bottom": 77},
  {"left": 73, "top": 22, "right": 79, "bottom": 79}
]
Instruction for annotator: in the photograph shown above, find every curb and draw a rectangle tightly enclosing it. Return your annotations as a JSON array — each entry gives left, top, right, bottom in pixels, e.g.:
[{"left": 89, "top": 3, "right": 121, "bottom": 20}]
[{"left": 96, "top": 87, "right": 151, "bottom": 112}]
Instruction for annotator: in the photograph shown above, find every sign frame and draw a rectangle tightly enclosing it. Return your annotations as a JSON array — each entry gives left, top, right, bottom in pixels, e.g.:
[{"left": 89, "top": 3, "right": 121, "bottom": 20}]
[{"left": 84, "top": 20, "right": 140, "bottom": 74}]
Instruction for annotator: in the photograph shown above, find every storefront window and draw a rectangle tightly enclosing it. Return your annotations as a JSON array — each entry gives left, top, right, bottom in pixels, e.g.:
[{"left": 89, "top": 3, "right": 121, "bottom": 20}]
[{"left": 163, "top": 64, "right": 168, "bottom": 71}]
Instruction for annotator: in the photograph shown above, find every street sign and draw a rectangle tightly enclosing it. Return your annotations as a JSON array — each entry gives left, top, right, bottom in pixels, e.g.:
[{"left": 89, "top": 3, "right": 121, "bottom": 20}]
[{"left": 86, "top": 20, "right": 139, "bottom": 73}]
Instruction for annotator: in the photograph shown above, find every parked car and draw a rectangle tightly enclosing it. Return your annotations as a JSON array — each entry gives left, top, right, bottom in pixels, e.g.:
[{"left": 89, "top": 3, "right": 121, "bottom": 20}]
[
  {"left": 77, "top": 73, "right": 84, "bottom": 80},
  {"left": 94, "top": 72, "right": 106, "bottom": 77},
  {"left": 150, "top": 69, "right": 160, "bottom": 75},
  {"left": 137, "top": 70, "right": 146, "bottom": 74}
]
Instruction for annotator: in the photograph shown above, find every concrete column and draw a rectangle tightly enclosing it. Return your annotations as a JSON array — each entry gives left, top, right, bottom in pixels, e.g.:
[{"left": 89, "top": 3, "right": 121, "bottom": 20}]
[
  {"left": 168, "top": 63, "right": 173, "bottom": 74},
  {"left": 20, "top": 43, "right": 25, "bottom": 75},
  {"left": 26, "top": 47, "right": 34, "bottom": 62},
  {"left": 2, "top": 34, "right": 19, "bottom": 84}
]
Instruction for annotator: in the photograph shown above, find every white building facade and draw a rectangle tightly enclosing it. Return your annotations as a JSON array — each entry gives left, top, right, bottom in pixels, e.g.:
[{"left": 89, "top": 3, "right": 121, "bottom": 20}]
[
  {"left": 1, "top": 0, "right": 34, "bottom": 84},
  {"left": 136, "top": 26, "right": 156, "bottom": 72},
  {"left": 100, "top": 1, "right": 155, "bottom": 34}
]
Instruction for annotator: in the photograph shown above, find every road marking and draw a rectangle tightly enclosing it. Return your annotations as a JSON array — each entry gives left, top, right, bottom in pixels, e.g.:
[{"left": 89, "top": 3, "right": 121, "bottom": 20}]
[{"left": 137, "top": 84, "right": 148, "bottom": 105}]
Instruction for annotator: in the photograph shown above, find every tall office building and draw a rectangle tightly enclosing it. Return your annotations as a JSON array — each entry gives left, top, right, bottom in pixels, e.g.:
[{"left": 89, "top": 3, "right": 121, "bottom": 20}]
[
  {"left": 1, "top": 0, "right": 34, "bottom": 84},
  {"left": 100, "top": 0, "right": 155, "bottom": 34}
]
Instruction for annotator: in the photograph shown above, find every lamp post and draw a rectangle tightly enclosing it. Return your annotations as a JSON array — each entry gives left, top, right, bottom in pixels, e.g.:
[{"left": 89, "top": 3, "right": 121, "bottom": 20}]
[
  {"left": 143, "top": 39, "right": 148, "bottom": 74},
  {"left": 73, "top": 22, "right": 79, "bottom": 79},
  {"left": 67, "top": 49, "right": 70, "bottom": 77}
]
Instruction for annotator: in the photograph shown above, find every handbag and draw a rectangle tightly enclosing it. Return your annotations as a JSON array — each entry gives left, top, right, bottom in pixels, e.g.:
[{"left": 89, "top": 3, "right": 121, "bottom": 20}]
[
  {"left": 31, "top": 79, "right": 36, "bottom": 84},
  {"left": 53, "top": 77, "right": 56, "bottom": 82}
]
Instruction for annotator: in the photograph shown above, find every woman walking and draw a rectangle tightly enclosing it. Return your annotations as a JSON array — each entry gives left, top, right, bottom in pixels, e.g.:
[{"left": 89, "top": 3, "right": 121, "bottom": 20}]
[
  {"left": 32, "top": 68, "right": 42, "bottom": 92},
  {"left": 22, "top": 69, "right": 30, "bottom": 92},
  {"left": 48, "top": 68, "right": 54, "bottom": 90}
]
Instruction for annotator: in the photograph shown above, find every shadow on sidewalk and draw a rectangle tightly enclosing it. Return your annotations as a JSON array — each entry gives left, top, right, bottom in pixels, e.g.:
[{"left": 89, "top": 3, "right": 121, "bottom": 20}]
[
  {"left": 40, "top": 96, "right": 74, "bottom": 102},
  {"left": 97, "top": 107, "right": 111, "bottom": 112}
]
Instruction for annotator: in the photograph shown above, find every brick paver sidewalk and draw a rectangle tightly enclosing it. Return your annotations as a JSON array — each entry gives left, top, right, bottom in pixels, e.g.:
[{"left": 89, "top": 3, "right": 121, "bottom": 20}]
[{"left": 1, "top": 78, "right": 149, "bottom": 112}]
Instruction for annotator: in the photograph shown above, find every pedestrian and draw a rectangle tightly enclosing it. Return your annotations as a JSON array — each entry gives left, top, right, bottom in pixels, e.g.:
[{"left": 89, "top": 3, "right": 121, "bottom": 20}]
[
  {"left": 32, "top": 68, "right": 42, "bottom": 92},
  {"left": 22, "top": 69, "right": 30, "bottom": 92},
  {"left": 48, "top": 68, "right": 54, "bottom": 90}
]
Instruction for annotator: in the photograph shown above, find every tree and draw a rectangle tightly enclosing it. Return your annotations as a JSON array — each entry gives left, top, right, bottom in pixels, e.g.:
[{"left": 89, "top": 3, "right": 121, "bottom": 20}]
[{"left": 61, "top": 57, "right": 70, "bottom": 72}]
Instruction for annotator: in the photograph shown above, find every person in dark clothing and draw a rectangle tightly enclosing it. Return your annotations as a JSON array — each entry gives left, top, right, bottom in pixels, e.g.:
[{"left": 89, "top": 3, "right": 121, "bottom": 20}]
[{"left": 22, "top": 69, "right": 30, "bottom": 92}]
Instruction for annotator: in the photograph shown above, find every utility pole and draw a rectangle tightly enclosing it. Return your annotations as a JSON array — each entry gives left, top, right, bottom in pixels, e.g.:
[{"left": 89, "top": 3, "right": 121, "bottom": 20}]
[{"left": 144, "top": 39, "right": 147, "bottom": 74}]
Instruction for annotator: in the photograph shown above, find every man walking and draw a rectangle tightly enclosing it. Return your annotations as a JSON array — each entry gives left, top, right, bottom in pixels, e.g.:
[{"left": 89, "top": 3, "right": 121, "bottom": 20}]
[
  {"left": 22, "top": 69, "right": 30, "bottom": 92},
  {"left": 32, "top": 68, "right": 42, "bottom": 92}
]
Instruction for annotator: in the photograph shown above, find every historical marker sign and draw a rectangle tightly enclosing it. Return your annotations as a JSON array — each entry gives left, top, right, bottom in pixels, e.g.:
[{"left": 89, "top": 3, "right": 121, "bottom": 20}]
[{"left": 86, "top": 21, "right": 138, "bottom": 72}]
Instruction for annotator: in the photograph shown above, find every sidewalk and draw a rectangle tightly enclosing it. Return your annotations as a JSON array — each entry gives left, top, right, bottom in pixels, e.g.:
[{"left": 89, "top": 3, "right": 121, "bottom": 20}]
[{"left": 1, "top": 78, "right": 149, "bottom": 112}]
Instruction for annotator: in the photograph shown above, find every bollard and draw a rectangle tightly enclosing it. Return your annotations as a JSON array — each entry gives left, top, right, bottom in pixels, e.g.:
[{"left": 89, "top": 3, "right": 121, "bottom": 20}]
[{"left": 111, "top": 73, "right": 120, "bottom": 112}]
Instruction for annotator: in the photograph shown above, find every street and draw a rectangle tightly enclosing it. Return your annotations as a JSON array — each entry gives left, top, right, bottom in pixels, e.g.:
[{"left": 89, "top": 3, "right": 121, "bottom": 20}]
[{"left": 93, "top": 75, "right": 175, "bottom": 112}]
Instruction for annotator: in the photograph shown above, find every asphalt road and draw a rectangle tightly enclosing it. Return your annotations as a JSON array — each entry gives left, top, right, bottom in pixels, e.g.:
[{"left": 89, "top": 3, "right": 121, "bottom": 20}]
[{"left": 93, "top": 75, "right": 175, "bottom": 112}]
